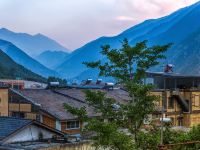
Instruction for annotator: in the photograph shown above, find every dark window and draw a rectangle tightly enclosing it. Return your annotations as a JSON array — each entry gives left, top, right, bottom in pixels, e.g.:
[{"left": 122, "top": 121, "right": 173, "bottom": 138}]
[
  {"left": 185, "top": 100, "right": 190, "bottom": 112},
  {"left": 168, "top": 97, "right": 174, "bottom": 109},
  {"left": 11, "top": 112, "right": 25, "bottom": 118},
  {"left": 66, "top": 121, "right": 80, "bottom": 129}
]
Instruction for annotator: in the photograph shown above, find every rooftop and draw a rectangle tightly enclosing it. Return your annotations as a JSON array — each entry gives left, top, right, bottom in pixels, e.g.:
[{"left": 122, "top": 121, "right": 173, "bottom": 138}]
[
  {"left": 0, "top": 117, "right": 32, "bottom": 140},
  {"left": 15, "top": 88, "right": 130, "bottom": 120},
  {"left": 146, "top": 71, "right": 200, "bottom": 78}
]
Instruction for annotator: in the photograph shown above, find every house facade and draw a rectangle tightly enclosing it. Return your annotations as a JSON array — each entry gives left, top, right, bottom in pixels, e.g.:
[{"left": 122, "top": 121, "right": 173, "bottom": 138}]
[
  {"left": 0, "top": 82, "right": 129, "bottom": 135},
  {"left": 0, "top": 117, "right": 64, "bottom": 144},
  {"left": 147, "top": 72, "right": 200, "bottom": 127}
]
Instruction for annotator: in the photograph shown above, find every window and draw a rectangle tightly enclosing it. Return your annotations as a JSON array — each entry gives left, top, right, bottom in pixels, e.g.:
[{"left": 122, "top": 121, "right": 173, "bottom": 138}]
[
  {"left": 168, "top": 97, "right": 174, "bottom": 109},
  {"left": 11, "top": 112, "right": 25, "bottom": 118},
  {"left": 66, "top": 121, "right": 80, "bottom": 129}
]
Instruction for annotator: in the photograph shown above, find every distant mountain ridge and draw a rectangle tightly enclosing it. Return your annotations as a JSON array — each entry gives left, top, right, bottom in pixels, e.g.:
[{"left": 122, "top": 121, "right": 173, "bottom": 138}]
[
  {"left": 56, "top": 1, "right": 200, "bottom": 80},
  {"left": 0, "top": 50, "right": 46, "bottom": 82},
  {"left": 0, "top": 39, "right": 59, "bottom": 78},
  {"left": 0, "top": 28, "right": 69, "bottom": 56},
  {"left": 36, "top": 50, "right": 69, "bottom": 69}
]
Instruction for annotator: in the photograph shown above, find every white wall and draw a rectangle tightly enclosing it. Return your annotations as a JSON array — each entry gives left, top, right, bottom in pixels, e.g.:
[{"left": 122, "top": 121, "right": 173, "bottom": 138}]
[
  {"left": 4, "top": 124, "right": 58, "bottom": 144},
  {"left": 56, "top": 120, "right": 61, "bottom": 131}
]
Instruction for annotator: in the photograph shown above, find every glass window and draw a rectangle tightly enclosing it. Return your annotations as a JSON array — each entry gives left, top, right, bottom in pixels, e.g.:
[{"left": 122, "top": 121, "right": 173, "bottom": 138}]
[{"left": 66, "top": 121, "right": 80, "bottom": 129}]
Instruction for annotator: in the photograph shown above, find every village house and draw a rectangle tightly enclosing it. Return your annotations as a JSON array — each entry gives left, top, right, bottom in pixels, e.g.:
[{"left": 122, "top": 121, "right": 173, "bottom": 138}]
[
  {"left": 0, "top": 116, "right": 64, "bottom": 144},
  {"left": 1, "top": 75, "right": 200, "bottom": 138},
  {"left": 0, "top": 80, "right": 130, "bottom": 135}
]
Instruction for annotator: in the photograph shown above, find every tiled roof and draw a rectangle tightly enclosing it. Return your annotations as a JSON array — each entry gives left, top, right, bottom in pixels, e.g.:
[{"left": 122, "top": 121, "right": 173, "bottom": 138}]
[
  {"left": 56, "top": 88, "right": 130, "bottom": 104},
  {"left": 18, "top": 89, "right": 98, "bottom": 120},
  {"left": 17, "top": 88, "right": 130, "bottom": 121},
  {"left": 0, "top": 117, "right": 32, "bottom": 140}
]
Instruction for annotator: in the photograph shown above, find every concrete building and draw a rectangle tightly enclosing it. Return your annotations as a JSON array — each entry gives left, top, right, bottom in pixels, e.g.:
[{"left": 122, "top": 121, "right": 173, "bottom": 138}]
[{"left": 147, "top": 72, "right": 200, "bottom": 127}]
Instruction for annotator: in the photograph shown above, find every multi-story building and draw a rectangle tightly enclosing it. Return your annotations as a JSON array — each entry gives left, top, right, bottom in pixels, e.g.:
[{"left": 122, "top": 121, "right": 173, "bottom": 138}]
[{"left": 147, "top": 72, "right": 200, "bottom": 127}]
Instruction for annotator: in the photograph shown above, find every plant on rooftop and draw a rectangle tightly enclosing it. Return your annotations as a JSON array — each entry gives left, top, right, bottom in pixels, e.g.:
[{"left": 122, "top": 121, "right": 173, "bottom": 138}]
[{"left": 64, "top": 38, "right": 171, "bottom": 149}]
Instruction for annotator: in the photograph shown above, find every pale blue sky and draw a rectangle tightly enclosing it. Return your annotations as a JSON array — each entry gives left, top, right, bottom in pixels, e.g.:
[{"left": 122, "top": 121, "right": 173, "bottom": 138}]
[{"left": 0, "top": 0, "right": 198, "bottom": 50}]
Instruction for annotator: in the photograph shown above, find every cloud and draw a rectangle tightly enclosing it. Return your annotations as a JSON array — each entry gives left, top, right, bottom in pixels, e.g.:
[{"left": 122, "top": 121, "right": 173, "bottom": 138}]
[
  {"left": 0, "top": 0, "right": 199, "bottom": 50},
  {"left": 116, "top": 16, "right": 135, "bottom": 21}
]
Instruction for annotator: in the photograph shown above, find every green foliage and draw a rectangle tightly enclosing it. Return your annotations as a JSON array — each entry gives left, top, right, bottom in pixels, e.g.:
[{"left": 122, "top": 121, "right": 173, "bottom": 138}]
[
  {"left": 0, "top": 50, "right": 46, "bottom": 82},
  {"left": 63, "top": 90, "right": 132, "bottom": 150},
  {"left": 137, "top": 127, "right": 160, "bottom": 150},
  {"left": 188, "top": 124, "right": 200, "bottom": 141},
  {"left": 64, "top": 39, "right": 171, "bottom": 150},
  {"left": 47, "top": 76, "right": 67, "bottom": 86},
  {"left": 123, "top": 82, "right": 159, "bottom": 142},
  {"left": 137, "top": 124, "right": 200, "bottom": 150},
  {"left": 86, "top": 119, "right": 135, "bottom": 150},
  {"left": 83, "top": 39, "right": 171, "bottom": 82},
  {"left": 63, "top": 103, "right": 87, "bottom": 120}
]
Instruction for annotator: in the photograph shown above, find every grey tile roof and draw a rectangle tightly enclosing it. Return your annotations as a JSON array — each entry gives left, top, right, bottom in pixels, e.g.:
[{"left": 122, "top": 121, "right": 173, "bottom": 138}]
[
  {"left": 18, "top": 89, "right": 98, "bottom": 120},
  {"left": 0, "top": 117, "right": 32, "bottom": 140},
  {"left": 17, "top": 88, "right": 130, "bottom": 121}
]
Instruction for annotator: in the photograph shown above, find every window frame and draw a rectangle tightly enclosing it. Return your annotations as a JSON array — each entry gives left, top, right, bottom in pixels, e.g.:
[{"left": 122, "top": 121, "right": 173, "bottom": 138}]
[{"left": 66, "top": 120, "right": 80, "bottom": 130}]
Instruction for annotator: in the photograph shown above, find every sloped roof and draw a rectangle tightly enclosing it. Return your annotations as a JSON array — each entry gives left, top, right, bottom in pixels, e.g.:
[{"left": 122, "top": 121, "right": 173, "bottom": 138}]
[
  {"left": 18, "top": 89, "right": 98, "bottom": 120},
  {"left": 56, "top": 88, "right": 130, "bottom": 104},
  {"left": 17, "top": 88, "right": 129, "bottom": 120},
  {"left": 0, "top": 117, "right": 32, "bottom": 140}
]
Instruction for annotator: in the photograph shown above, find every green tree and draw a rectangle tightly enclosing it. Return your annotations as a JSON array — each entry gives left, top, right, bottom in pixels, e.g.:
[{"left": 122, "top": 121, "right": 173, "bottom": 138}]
[{"left": 64, "top": 39, "right": 171, "bottom": 149}]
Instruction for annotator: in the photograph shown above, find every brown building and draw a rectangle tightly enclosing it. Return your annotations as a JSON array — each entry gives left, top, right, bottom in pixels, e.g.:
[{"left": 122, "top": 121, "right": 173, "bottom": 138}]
[
  {"left": 0, "top": 83, "right": 9, "bottom": 116},
  {"left": 4, "top": 85, "right": 129, "bottom": 135}
]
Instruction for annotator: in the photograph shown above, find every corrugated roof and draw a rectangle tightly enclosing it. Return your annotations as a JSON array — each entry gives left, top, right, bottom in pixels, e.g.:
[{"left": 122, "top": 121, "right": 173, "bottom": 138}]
[{"left": 0, "top": 117, "right": 32, "bottom": 140}]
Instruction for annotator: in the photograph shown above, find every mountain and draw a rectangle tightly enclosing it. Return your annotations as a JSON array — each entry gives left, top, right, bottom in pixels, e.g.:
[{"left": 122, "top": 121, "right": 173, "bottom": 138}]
[
  {"left": 0, "top": 28, "right": 69, "bottom": 56},
  {"left": 165, "top": 27, "right": 200, "bottom": 74},
  {"left": 56, "top": 1, "right": 200, "bottom": 80},
  {"left": 0, "top": 39, "right": 59, "bottom": 78},
  {"left": 36, "top": 50, "right": 69, "bottom": 69},
  {"left": 0, "top": 50, "right": 46, "bottom": 82}
]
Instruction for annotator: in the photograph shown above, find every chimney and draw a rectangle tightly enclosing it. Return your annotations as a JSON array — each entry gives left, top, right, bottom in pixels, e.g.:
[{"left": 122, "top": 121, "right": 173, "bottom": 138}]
[
  {"left": 96, "top": 79, "right": 102, "bottom": 84},
  {"left": 86, "top": 79, "right": 92, "bottom": 85}
]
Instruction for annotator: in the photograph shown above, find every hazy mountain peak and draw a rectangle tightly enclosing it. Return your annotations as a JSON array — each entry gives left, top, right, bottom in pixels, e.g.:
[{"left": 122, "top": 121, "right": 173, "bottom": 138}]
[
  {"left": 0, "top": 28, "right": 69, "bottom": 56},
  {"left": 56, "top": 1, "right": 200, "bottom": 80},
  {"left": 0, "top": 39, "right": 59, "bottom": 77},
  {"left": 36, "top": 50, "right": 69, "bottom": 69}
]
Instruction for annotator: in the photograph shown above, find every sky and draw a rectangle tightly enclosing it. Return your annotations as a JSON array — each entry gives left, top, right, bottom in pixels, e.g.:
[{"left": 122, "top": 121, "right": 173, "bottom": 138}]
[{"left": 0, "top": 0, "right": 199, "bottom": 51}]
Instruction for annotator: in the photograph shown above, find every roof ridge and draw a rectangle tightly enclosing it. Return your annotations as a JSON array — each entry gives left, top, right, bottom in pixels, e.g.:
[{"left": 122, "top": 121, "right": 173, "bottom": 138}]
[
  {"left": 52, "top": 89, "right": 87, "bottom": 104},
  {"left": 0, "top": 116, "right": 32, "bottom": 121}
]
